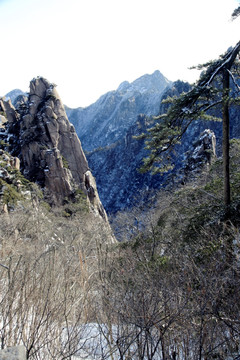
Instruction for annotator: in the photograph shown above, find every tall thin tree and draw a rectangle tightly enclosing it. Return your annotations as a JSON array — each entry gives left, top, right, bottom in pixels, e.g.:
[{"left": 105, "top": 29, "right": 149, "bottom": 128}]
[{"left": 140, "top": 41, "right": 240, "bottom": 217}]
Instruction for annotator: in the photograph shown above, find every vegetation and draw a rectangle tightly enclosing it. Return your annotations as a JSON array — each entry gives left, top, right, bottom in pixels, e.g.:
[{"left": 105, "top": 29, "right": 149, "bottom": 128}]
[
  {"left": 62, "top": 188, "right": 89, "bottom": 217},
  {"left": 0, "top": 178, "right": 23, "bottom": 206},
  {"left": 232, "top": 5, "right": 240, "bottom": 20},
  {"left": 61, "top": 155, "right": 69, "bottom": 169},
  {"left": 0, "top": 203, "right": 111, "bottom": 359},
  {"left": 139, "top": 41, "right": 240, "bottom": 219},
  {"left": 2, "top": 139, "right": 240, "bottom": 358},
  {"left": 0, "top": 111, "right": 7, "bottom": 118},
  {"left": 105, "top": 144, "right": 240, "bottom": 359}
]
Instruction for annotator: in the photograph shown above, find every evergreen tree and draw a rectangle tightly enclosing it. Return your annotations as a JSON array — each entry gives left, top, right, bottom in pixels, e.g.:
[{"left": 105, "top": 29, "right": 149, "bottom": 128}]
[
  {"left": 140, "top": 41, "right": 240, "bottom": 217},
  {"left": 232, "top": 4, "right": 240, "bottom": 20}
]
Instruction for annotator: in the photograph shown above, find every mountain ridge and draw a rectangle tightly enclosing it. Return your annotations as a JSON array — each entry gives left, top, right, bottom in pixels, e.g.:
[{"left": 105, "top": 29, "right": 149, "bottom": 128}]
[{"left": 66, "top": 70, "right": 171, "bottom": 152}]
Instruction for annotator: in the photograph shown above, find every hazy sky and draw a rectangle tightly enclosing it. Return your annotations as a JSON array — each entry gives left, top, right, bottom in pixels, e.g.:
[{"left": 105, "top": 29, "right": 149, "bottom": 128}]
[{"left": 0, "top": 0, "right": 239, "bottom": 108}]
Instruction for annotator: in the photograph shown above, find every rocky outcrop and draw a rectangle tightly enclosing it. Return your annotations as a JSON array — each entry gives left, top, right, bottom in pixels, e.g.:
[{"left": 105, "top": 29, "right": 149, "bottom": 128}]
[
  {"left": 185, "top": 129, "right": 216, "bottom": 170},
  {"left": 0, "top": 98, "right": 19, "bottom": 128},
  {"left": 1, "top": 77, "right": 108, "bottom": 221},
  {"left": 0, "top": 149, "right": 30, "bottom": 214},
  {"left": 178, "top": 129, "right": 217, "bottom": 184},
  {"left": 19, "top": 78, "right": 87, "bottom": 200}
]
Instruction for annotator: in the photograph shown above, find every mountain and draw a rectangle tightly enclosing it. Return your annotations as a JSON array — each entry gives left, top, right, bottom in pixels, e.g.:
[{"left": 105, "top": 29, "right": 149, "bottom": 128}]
[
  {"left": 66, "top": 70, "right": 171, "bottom": 151},
  {"left": 66, "top": 70, "right": 171, "bottom": 212},
  {"left": 4, "top": 89, "right": 27, "bottom": 106}
]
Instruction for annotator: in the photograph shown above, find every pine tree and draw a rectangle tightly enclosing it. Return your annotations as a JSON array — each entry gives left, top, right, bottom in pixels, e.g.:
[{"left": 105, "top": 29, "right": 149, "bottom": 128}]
[
  {"left": 140, "top": 41, "right": 240, "bottom": 218},
  {"left": 232, "top": 5, "right": 240, "bottom": 20}
]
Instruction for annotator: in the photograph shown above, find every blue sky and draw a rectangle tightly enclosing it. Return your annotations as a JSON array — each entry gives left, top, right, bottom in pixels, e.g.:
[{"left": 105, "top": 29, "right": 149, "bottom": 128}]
[{"left": 0, "top": 0, "right": 239, "bottom": 107}]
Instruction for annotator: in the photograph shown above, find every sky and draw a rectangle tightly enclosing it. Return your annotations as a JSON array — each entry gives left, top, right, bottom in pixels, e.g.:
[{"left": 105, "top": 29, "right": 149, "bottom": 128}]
[{"left": 0, "top": 0, "right": 239, "bottom": 108}]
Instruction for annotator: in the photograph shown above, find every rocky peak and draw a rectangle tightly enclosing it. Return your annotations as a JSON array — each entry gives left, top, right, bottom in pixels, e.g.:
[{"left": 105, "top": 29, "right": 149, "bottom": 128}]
[
  {"left": 117, "top": 70, "right": 171, "bottom": 95},
  {"left": 1, "top": 77, "right": 108, "bottom": 221},
  {"left": 130, "top": 70, "right": 171, "bottom": 94}
]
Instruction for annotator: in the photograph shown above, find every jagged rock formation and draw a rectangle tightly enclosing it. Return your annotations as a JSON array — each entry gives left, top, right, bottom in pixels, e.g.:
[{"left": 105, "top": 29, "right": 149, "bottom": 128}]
[
  {"left": 20, "top": 78, "right": 89, "bottom": 202},
  {"left": 0, "top": 97, "right": 19, "bottom": 128},
  {"left": 0, "top": 78, "right": 108, "bottom": 221}
]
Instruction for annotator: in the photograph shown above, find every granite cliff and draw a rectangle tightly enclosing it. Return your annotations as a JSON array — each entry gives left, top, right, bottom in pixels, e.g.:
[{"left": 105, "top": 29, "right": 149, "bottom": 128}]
[{"left": 0, "top": 77, "right": 108, "bottom": 221}]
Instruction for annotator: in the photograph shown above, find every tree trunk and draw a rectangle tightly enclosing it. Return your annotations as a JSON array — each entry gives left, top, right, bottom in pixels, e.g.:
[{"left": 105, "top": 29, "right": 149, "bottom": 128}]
[{"left": 222, "top": 69, "right": 230, "bottom": 219}]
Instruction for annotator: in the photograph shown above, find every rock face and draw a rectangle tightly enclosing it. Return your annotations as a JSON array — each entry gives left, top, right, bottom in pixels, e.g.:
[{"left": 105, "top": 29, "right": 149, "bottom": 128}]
[
  {"left": 181, "top": 129, "right": 216, "bottom": 183},
  {"left": 186, "top": 129, "right": 216, "bottom": 169},
  {"left": 1, "top": 77, "right": 107, "bottom": 220},
  {"left": 0, "top": 98, "right": 19, "bottom": 127},
  {"left": 20, "top": 78, "right": 89, "bottom": 201},
  {"left": 87, "top": 114, "right": 164, "bottom": 212}
]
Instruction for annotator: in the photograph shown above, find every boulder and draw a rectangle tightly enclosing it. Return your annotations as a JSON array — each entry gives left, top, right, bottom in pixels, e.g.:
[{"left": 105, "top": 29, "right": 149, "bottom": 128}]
[{"left": 0, "top": 98, "right": 18, "bottom": 127}]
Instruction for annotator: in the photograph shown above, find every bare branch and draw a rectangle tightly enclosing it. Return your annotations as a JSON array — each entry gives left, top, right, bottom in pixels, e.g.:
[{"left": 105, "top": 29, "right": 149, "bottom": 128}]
[{"left": 0, "top": 263, "right": 9, "bottom": 270}]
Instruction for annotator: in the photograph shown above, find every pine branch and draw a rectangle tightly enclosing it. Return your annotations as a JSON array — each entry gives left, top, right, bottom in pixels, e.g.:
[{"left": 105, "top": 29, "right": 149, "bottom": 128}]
[
  {"left": 232, "top": 6, "right": 240, "bottom": 20},
  {"left": 227, "top": 69, "right": 240, "bottom": 93}
]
